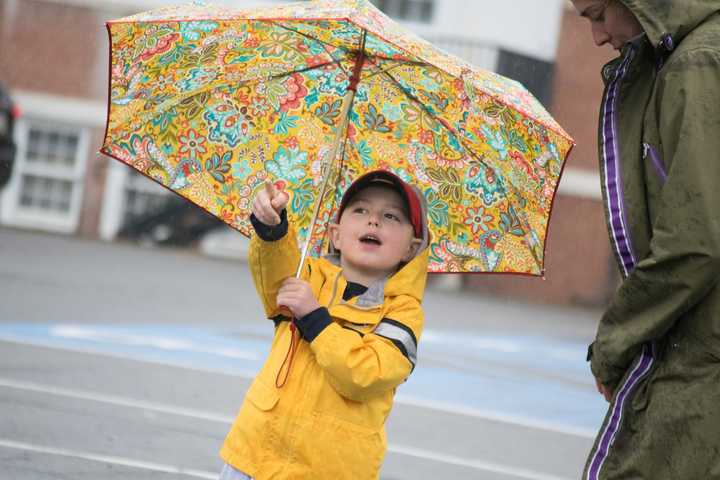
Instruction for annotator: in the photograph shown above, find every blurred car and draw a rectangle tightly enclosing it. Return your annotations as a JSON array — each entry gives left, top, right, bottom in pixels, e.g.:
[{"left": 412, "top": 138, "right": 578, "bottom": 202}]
[
  {"left": 0, "top": 84, "right": 18, "bottom": 189},
  {"left": 117, "top": 196, "right": 224, "bottom": 247}
]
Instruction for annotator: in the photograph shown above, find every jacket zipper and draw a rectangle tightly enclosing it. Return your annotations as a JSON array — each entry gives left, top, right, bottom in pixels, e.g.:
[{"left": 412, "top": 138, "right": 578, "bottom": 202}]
[
  {"left": 600, "top": 44, "right": 638, "bottom": 278},
  {"left": 642, "top": 142, "right": 668, "bottom": 184}
]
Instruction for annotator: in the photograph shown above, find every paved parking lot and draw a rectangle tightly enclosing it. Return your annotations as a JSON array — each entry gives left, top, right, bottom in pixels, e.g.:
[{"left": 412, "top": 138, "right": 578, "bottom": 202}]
[{"left": 0, "top": 228, "right": 607, "bottom": 479}]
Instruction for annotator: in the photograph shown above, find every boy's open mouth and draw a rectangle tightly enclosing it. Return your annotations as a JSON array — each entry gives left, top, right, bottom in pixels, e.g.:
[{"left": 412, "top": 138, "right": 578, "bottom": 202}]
[{"left": 359, "top": 234, "right": 382, "bottom": 245}]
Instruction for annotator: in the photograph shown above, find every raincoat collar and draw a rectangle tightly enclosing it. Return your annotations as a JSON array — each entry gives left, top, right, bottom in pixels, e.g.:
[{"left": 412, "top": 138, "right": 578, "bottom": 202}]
[{"left": 321, "top": 245, "right": 429, "bottom": 306}]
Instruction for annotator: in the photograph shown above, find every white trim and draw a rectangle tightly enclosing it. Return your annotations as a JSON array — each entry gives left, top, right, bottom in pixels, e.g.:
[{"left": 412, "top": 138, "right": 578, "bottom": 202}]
[
  {"left": 10, "top": 90, "right": 106, "bottom": 128},
  {"left": 99, "top": 158, "right": 130, "bottom": 240},
  {"left": 557, "top": 168, "right": 601, "bottom": 200}
]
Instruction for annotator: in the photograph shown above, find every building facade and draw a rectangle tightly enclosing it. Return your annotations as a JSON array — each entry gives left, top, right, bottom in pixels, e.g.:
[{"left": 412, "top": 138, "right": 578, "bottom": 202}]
[{"left": 0, "top": 0, "right": 618, "bottom": 307}]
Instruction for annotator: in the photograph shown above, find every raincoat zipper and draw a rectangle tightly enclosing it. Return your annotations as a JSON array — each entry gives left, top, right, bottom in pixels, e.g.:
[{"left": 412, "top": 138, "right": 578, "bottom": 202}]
[
  {"left": 600, "top": 44, "right": 638, "bottom": 278},
  {"left": 643, "top": 142, "right": 668, "bottom": 184}
]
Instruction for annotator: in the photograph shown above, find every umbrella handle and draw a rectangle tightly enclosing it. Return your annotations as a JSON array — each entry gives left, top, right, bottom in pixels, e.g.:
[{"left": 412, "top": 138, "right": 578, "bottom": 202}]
[{"left": 295, "top": 89, "right": 356, "bottom": 278}]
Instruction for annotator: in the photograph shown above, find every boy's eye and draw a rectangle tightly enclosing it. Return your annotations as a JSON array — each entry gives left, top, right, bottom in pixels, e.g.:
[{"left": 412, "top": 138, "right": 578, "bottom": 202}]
[
  {"left": 384, "top": 212, "right": 400, "bottom": 221},
  {"left": 352, "top": 207, "right": 367, "bottom": 214}
]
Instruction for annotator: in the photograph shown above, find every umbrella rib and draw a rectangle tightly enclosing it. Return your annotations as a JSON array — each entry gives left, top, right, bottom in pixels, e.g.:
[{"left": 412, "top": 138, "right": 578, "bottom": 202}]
[
  {"left": 376, "top": 65, "right": 544, "bottom": 271},
  {"left": 271, "top": 20, "right": 425, "bottom": 69},
  {"left": 271, "top": 20, "right": 356, "bottom": 79},
  {"left": 360, "top": 59, "right": 430, "bottom": 80},
  {"left": 109, "top": 60, "right": 343, "bottom": 136}
]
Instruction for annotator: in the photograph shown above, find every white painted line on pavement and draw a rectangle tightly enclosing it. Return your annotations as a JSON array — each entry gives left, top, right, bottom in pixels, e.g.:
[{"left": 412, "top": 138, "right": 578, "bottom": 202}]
[
  {"left": 49, "top": 325, "right": 260, "bottom": 361},
  {"left": 0, "top": 335, "right": 259, "bottom": 379},
  {"left": 388, "top": 444, "right": 573, "bottom": 480},
  {"left": 0, "top": 439, "right": 216, "bottom": 479},
  {"left": 0, "top": 376, "right": 572, "bottom": 479},
  {"left": 0, "top": 338, "right": 595, "bottom": 439},
  {"left": 395, "top": 394, "right": 596, "bottom": 439},
  {"left": 0, "top": 377, "right": 235, "bottom": 424}
]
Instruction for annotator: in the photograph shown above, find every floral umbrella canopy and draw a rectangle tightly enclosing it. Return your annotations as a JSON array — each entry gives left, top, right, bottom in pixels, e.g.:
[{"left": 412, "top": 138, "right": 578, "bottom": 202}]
[{"left": 101, "top": 0, "right": 574, "bottom": 275}]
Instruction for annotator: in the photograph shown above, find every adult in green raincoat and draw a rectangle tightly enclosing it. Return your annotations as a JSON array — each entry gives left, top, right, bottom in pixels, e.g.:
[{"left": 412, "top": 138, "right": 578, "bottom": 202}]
[{"left": 570, "top": 1, "right": 720, "bottom": 478}]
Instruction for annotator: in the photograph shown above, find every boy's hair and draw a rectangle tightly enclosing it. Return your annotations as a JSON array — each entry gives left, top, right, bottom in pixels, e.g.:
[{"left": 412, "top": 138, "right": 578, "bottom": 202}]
[{"left": 336, "top": 170, "right": 424, "bottom": 239}]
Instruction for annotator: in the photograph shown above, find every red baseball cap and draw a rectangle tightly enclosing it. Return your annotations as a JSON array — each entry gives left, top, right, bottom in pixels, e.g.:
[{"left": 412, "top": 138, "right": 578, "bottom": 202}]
[{"left": 336, "top": 170, "right": 425, "bottom": 239}]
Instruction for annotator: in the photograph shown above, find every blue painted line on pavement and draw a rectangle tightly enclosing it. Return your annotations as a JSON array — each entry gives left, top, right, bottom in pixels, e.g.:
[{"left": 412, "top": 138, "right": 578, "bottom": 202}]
[{"left": 0, "top": 323, "right": 607, "bottom": 434}]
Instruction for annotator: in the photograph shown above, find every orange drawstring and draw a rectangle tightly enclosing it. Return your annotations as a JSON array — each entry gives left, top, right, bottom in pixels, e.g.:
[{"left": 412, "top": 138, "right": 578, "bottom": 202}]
[{"left": 275, "top": 320, "right": 299, "bottom": 388}]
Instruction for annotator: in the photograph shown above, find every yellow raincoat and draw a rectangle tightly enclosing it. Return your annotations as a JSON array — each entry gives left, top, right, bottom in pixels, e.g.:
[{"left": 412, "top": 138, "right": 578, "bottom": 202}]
[{"left": 220, "top": 222, "right": 428, "bottom": 479}]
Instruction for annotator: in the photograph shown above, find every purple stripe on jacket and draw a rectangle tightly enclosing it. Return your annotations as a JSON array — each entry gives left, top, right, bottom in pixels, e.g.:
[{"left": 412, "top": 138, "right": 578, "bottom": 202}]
[
  {"left": 586, "top": 344, "right": 654, "bottom": 480},
  {"left": 601, "top": 50, "right": 637, "bottom": 278}
]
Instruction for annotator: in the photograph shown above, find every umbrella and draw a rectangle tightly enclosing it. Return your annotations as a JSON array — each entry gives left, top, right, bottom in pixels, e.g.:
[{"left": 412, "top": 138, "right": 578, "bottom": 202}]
[{"left": 101, "top": 0, "right": 574, "bottom": 275}]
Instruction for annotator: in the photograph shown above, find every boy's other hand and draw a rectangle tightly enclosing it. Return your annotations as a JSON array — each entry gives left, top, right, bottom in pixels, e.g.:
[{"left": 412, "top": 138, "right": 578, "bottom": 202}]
[
  {"left": 252, "top": 181, "right": 289, "bottom": 225},
  {"left": 277, "top": 277, "right": 321, "bottom": 319}
]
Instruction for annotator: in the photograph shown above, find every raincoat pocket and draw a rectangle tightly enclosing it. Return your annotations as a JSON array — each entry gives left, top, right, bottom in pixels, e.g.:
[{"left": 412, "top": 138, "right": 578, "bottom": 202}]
[
  {"left": 307, "top": 412, "right": 385, "bottom": 478},
  {"left": 245, "top": 377, "right": 280, "bottom": 412}
]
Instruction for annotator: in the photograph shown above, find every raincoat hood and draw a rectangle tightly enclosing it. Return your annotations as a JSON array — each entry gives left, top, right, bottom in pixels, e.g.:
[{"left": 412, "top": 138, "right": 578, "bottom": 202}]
[{"left": 622, "top": 0, "right": 720, "bottom": 50}]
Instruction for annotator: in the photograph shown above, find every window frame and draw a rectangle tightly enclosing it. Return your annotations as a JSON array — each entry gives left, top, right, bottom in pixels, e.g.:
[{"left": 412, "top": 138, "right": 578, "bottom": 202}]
[{"left": 0, "top": 118, "right": 89, "bottom": 233}]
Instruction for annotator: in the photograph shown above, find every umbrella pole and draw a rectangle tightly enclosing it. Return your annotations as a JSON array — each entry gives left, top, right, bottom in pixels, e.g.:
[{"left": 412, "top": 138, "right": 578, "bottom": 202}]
[
  {"left": 295, "top": 31, "right": 366, "bottom": 278},
  {"left": 295, "top": 89, "right": 356, "bottom": 278}
]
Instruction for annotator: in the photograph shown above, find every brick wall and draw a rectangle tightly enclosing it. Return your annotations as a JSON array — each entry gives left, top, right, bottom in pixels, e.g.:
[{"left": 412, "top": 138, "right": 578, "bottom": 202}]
[
  {"left": 1, "top": 0, "right": 112, "bottom": 238},
  {"left": 0, "top": 0, "right": 108, "bottom": 100},
  {"left": 462, "top": 7, "right": 621, "bottom": 307}
]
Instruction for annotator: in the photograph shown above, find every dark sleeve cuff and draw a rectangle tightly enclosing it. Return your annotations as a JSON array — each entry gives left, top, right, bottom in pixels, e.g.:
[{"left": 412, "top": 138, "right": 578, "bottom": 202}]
[
  {"left": 295, "top": 307, "right": 332, "bottom": 342},
  {"left": 250, "top": 209, "right": 288, "bottom": 241}
]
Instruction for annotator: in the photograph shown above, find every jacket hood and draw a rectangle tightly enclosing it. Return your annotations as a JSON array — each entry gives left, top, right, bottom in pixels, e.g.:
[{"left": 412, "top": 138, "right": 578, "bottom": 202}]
[{"left": 622, "top": 0, "right": 720, "bottom": 50}]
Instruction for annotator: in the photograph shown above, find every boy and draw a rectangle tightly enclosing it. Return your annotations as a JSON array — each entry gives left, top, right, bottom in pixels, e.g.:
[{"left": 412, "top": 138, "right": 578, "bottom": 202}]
[{"left": 219, "top": 170, "right": 430, "bottom": 480}]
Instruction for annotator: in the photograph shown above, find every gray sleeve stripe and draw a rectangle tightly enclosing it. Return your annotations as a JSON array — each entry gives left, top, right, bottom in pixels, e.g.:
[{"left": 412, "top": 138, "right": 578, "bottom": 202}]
[{"left": 374, "top": 321, "right": 417, "bottom": 366}]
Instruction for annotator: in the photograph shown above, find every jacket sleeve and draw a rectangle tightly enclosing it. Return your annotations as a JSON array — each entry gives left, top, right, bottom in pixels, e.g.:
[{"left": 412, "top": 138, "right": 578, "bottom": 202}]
[
  {"left": 591, "top": 48, "right": 720, "bottom": 387},
  {"left": 248, "top": 213, "right": 300, "bottom": 320},
  {"left": 306, "top": 295, "right": 423, "bottom": 402}
]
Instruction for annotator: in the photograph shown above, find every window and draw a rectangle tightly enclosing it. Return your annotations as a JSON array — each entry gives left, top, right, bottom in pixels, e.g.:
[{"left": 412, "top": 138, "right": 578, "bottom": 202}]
[
  {"left": 122, "top": 170, "right": 174, "bottom": 226},
  {"left": 370, "top": 0, "right": 434, "bottom": 23},
  {"left": 495, "top": 49, "right": 555, "bottom": 108},
  {"left": 18, "top": 128, "right": 80, "bottom": 213},
  {"left": 0, "top": 120, "right": 88, "bottom": 233}
]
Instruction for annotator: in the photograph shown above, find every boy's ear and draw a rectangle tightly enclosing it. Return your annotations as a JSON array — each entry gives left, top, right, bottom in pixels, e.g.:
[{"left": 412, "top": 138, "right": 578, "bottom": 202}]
[
  {"left": 328, "top": 222, "right": 341, "bottom": 251},
  {"left": 403, "top": 237, "right": 423, "bottom": 262}
]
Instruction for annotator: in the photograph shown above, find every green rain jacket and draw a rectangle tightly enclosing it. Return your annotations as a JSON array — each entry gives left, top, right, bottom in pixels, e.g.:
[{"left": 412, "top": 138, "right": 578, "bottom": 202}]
[{"left": 584, "top": 1, "right": 720, "bottom": 479}]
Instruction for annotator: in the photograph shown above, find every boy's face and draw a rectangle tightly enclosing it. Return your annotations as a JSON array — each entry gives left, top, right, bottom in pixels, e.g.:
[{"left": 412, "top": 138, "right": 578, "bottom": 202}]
[{"left": 329, "top": 185, "right": 421, "bottom": 281}]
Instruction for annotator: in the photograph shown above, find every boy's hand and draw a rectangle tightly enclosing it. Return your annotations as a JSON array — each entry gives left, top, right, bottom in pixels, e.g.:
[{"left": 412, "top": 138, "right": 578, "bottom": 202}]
[
  {"left": 277, "top": 277, "right": 321, "bottom": 319},
  {"left": 252, "top": 181, "right": 289, "bottom": 226}
]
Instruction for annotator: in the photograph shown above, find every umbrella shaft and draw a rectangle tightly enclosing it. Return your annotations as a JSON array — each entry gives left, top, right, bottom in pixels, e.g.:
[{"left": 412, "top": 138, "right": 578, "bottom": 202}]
[{"left": 295, "top": 89, "right": 356, "bottom": 278}]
